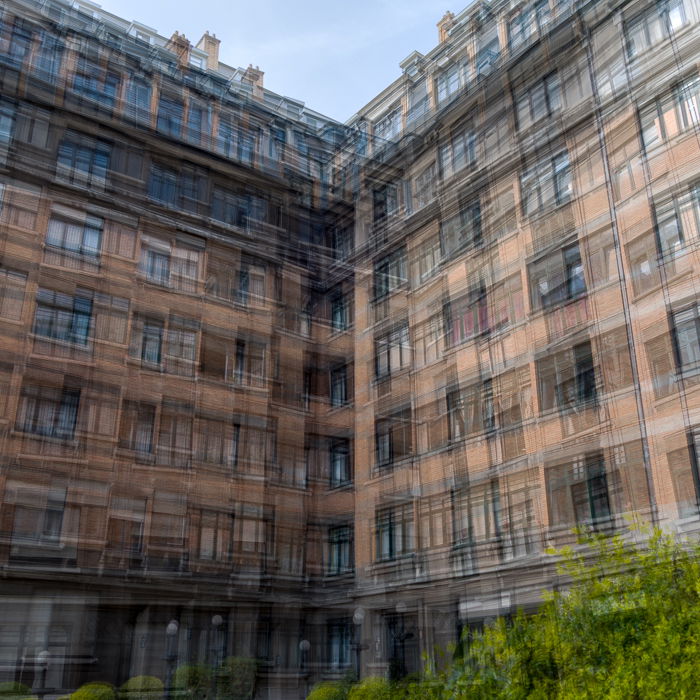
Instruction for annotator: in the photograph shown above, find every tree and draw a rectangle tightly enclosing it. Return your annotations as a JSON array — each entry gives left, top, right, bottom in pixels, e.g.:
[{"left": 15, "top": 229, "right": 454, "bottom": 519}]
[{"left": 339, "top": 526, "right": 700, "bottom": 699}]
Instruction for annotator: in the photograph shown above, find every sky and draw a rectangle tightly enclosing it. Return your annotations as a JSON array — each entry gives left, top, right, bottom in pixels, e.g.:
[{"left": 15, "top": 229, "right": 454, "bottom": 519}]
[{"left": 95, "top": 0, "right": 465, "bottom": 122}]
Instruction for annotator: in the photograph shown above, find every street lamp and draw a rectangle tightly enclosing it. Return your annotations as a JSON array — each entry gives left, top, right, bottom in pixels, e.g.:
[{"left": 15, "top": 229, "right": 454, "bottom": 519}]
[
  {"left": 352, "top": 608, "right": 367, "bottom": 681},
  {"left": 165, "top": 620, "right": 179, "bottom": 700},
  {"left": 34, "top": 650, "right": 50, "bottom": 699}
]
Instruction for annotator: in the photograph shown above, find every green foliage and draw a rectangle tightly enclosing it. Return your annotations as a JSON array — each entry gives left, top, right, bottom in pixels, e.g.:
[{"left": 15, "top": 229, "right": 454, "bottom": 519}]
[
  {"left": 214, "top": 657, "right": 256, "bottom": 700},
  {"left": 173, "top": 665, "right": 212, "bottom": 700},
  {"left": 306, "top": 682, "right": 347, "bottom": 700},
  {"left": 0, "top": 684, "right": 32, "bottom": 699},
  {"left": 118, "top": 676, "right": 164, "bottom": 700},
  {"left": 346, "top": 677, "right": 391, "bottom": 700},
  {"left": 340, "top": 526, "right": 700, "bottom": 699},
  {"left": 70, "top": 683, "right": 116, "bottom": 700}
]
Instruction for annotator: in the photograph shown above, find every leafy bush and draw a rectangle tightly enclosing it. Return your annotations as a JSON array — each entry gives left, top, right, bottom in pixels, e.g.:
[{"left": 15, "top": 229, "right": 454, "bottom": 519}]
[
  {"left": 215, "top": 657, "right": 256, "bottom": 700},
  {"left": 338, "top": 527, "right": 700, "bottom": 699},
  {"left": 305, "top": 682, "right": 347, "bottom": 700},
  {"left": 0, "top": 683, "right": 32, "bottom": 698},
  {"left": 346, "top": 677, "right": 391, "bottom": 700},
  {"left": 172, "top": 665, "right": 212, "bottom": 700},
  {"left": 71, "top": 683, "right": 116, "bottom": 700},
  {"left": 118, "top": 676, "right": 163, "bottom": 700}
]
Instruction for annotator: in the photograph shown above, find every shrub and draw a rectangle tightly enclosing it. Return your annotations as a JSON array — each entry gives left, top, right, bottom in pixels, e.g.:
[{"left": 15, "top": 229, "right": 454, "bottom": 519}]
[
  {"left": 306, "top": 682, "right": 347, "bottom": 700},
  {"left": 118, "top": 676, "right": 164, "bottom": 700},
  {"left": 172, "top": 665, "right": 212, "bottom": 700},
  {"left": 215, "top": 657, "right": 256, "bottom": 700},
  {"left": 346, "top": 678, "right": 391, "bottom": 700},
  {"left": 0, "top": 684, "right": 32, "bottom": 698},
  {"left": 71, "top": 683, "right": 116, "bottom": 700}
]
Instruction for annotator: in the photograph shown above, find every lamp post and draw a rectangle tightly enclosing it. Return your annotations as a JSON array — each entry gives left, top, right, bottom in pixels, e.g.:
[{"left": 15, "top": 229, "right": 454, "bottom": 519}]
[
  {"left": 165, "top": 620, "right": 179, "bottom": 700},
  {"left": 352, "top": 607, "right": 367, "bottom": 681},
  {"left": 33, "top": 650, "right": 50, "bottom": 700}
]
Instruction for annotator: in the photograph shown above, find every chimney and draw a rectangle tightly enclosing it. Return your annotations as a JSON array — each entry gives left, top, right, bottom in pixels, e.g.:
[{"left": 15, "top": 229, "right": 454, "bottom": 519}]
[
  {"left": 166, "top": 31, "right": 192, "bottom": 68},
  {"left": 437, "top": 11, "right": 456, "bottom": 42},
  {"left": 196, "top": 31, "right": 220, "bottom": 71},
  {"left": 242, "top": 64, "right": 265, "bottom": 99}
]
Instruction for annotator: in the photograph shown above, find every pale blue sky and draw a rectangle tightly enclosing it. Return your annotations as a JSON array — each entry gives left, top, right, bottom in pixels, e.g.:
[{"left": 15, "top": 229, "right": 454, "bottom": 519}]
[{"left": 97, "top": 0, "right": 464, "bottom": 121}]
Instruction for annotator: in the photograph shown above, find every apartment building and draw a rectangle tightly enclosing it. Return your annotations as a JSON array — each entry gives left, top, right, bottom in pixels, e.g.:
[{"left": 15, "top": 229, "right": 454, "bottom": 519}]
[{"left": 0, "top": 0, "right": 699, "bottom": 696}]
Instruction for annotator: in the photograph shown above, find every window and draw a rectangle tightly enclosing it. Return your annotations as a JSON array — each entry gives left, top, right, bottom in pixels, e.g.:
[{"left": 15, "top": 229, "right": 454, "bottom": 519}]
[
  {"left": 118, "top": 400, "right": 155, "bottom": 454},
  {"left": 164, "top": 318, "right": 198, "bottom": 376},
  {"left": 125, "top": 77, "right": 152, "bottom": 123},
  {"left": 641, "top": 74, "right": 700, "bottom": 150},
  {"left": 376, "top": 407, "right": 412, "bottom": 467},
  {"left": 374, "top": 248, "right": 407, "bottom": 300},
  {"left": 217, "top": 116, "right": 237, "bottom": 158},
  {"left": 667, "top": 434, "right": 700, "bottom": 517},
  {"left": 447, "top": 381, "right": 495, "bottom": 441},
  {"left": 186, "top": 100, "right": 210, "bottom": 144},
  {"left": 330, "top": 438, "right": 351, "bottom": 486},
  {"left": 16, "top": 385, "right": 80, "bottom": 440},
  {"left": 206, "top": 255, "right": 266, "bottom": 306},
  {"left": 376, "top": 503, "right": 414, "bottom": 561},
  {"left": 673, "top": 303, "right": 700, "bottom": 375},
  {"left": 490, "top": 274, "right": 524, "bottom": 331},
  {"left": 407, "top": 79, "right": 429, "bottom": 123},
  {"left": 130, "top": 316, "right": 163, "bottom": 365},
  {"left": 413, "top": 236, "right": 441, "bottom": 285},
  {"left": 375, "top": 323, "right": 411, "bottom": 378},
  {"left": 653, "top": 184, "right": 700, "bottom": 256},
  {"left": 521, "top": 151, "right": 572, "bottom": 216},
  {"left": 537, "top": 340, "right": 597, "bottom": 411},
  {"left": 547, "top": 453, "right": 613, "bottom": 527},
  {"left": 436, "top": 62, "right": 467, "bottom": 104},
  {"left": 0, "top": 98, "right": 16, "bottom": 145},
  {"left": 328, "top": 526, "right": 353, "bottom": 575},
  {"left": 516, "top": 73, "right": 561, "bottom": 128},
  {"left": 444, "top": 285, "right": 488, "bottom": 347},
  {"left": 72, "top": 57, "right": 120, "bottom": 109},
  {"left": 413, "top": 163, "right": 436, "bottom": 210},
  {"left": 372, "top": 182, "right": 399, "bottom": 223},
  {"left": 156, "top": 403, "right": 193, "bottom": 468},
  {"left": 138, "top": 235, "right": 202, "bottom": 292},
  {"left": 211, "top": 187, "right": 263, "bottom": 229},
  {"left": 330, "top": 226, "right": 353, "bottom": 261},
  {"left": 34, "top": 289, "right": 92, "bottom": 346},
  {"left": 419, "top": 494, "right": 452, "bottom": 549},
  {"left": 625, "top": 0, "right": 687, "bottom": 59},
  {"left": 627, "top": 234, "right": 658, "bottom": 295},
  {"left": 440, "top": 199, "right": 481, "bottom": 257},
  {"left": 106, "top": 498, "right": 144, "bottom": 564},
  {"left": 2, "top": 18, "right": 32, "bottom": 68},
  {"left": 140, "top": 246, "right": 169, "bottom": 285},
  {"left": 156, "top": 94, "right": 183, "bottom": 137},
  {"left": 675, "top": 75, "right": 700, "bottom": 129},
  {"left": 453, "top": 482, "right": 502, "bottom": 550},
  {"left": 439, "top": 125, "right": 476, "bottom": 178},
  {"left": 46, "top": 207, "right": 103, "bottom": 258},
  {"left": 509, "top": 0, "right": 550, "bottom": 51},
  {"left": 194, "top": 417, "right": 240, "bottom": 467},
  {"left": 328, "top": 620, "right": 353, "bottom": 669},
  {"left": 197, "top": 511, "right": 233, "bottom": 561},
  {"left": 148, "top": 164, "right": 178, "bottom": 206},
  {"left": 374, "top": 107, "right": 402, "bottom": 143},
  {"left": 330, "top": 292, "right": 350, "bottom": 331},
  {"left": 56, "top": 132, "right": 111, "bottom": 187},
  {"left": 0, "top": 266, "right": 27, "bottom": 320},
  {"left": 476, "top": 37, "right": 499, "bottom": 77},
  {"left": 11, "top": 488, "right": 67, "bottom": 547},
  {"left": 529, "top": 242, "right": 586, "bottom": 310},
  {"left": 200, "top": 332, "right": 266, "bottom": 386},
  {"left": 330, "top": 365, "right": 348, "bottom": 407}
]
